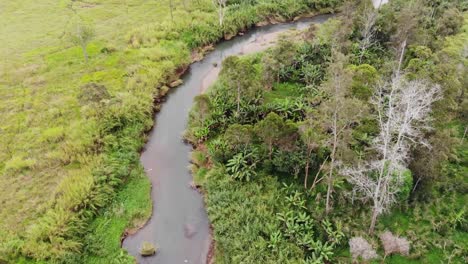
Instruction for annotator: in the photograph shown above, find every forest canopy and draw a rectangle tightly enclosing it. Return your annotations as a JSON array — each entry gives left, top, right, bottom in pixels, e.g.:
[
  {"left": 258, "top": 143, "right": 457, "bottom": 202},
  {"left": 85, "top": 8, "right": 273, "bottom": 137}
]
[{"left": 186, "top": 0, "right": 467, "bottom": 263}]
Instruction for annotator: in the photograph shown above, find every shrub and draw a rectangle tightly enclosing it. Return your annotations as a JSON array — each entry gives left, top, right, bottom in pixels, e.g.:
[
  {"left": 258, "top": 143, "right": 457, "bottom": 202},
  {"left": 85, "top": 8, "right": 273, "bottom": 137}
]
[
  {"left": 349, "top": 236, "right": 378, "bottom": 262},
  {"left": 4, "top": 156, "right": 36, "bottom": 173},
  {"left": 379, "top": 231, "right": 410, "bottom": 258},
  {"left": 140, "top": 241, "right": 157, "bottom": 256}
]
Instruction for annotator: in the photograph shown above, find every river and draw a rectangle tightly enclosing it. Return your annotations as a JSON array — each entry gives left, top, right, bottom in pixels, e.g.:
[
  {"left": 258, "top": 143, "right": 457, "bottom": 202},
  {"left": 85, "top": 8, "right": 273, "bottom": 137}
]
[{"left": 122, "top": 14, "right": 333, "bottom": 264}]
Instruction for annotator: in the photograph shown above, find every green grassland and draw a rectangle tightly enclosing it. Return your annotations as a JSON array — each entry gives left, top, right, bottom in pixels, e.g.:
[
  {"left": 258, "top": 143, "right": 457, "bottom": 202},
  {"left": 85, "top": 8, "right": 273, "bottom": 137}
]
[{"left": 0, "top": 0, "right": 339, "bottom": 262}]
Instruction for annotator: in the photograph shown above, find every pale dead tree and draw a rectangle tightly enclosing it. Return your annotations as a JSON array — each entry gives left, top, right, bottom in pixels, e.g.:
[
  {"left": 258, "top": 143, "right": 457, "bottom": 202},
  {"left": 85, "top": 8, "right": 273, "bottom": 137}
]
[
  {"left": 358, "top": 7, "right": 377, "bottom": 63},
  {"left": 212, "top": 0, "right": 227, "bottom": 26},
  {"left": 342, "top": 77, "right": 441, "bottom": 234},
  {"left": 349, "top": 237, "right": 378, "bottom": 262}
]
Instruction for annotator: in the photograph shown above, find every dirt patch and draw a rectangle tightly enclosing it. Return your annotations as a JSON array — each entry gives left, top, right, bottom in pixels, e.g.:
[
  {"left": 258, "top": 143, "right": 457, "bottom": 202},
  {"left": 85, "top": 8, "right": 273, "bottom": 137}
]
[{"left": 206, "top": 225, "right": 215, "bottom": 264}]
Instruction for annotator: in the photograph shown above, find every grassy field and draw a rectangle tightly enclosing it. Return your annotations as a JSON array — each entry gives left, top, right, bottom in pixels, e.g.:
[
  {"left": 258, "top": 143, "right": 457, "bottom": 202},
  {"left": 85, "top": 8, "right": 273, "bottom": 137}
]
[{"left": 0, "top": 0, "right": 337, "bottom": 262}]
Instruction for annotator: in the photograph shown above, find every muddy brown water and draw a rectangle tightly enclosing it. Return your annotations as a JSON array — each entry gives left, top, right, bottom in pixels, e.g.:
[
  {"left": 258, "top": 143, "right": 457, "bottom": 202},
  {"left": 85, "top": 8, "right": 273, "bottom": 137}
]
[{"left": 121, "top": 14, "right": 333, "bottom": 264}]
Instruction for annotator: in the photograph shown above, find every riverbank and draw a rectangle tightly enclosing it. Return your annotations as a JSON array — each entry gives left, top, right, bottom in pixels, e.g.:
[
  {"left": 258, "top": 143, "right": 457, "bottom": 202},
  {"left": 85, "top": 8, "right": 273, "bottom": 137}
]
[{"left": 121, "top": 14, "right": 333, "bottom": 264}]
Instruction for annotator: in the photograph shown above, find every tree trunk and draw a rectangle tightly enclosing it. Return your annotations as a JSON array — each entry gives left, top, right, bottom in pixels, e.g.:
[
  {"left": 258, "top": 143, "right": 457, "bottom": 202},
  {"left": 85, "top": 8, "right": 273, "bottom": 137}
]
[
  {"left": 326, "top": 113, "right": 338, "bottom": 215},
  {"left": 82, "top": 45, "right": 88, "bottom": 63},
  {"left": 236, "top": 82, "right": 241, "bottom": 114},
  {"left": 461, "top": 126, "right": 467, "bottom": 145},
  {"left": 169, "top": 0, "right": 174, "bottom": 23},
  {"left": 311, "top": 156, "right": 328, "bottom": 190},
  {"left": 304, "top": 159, "right": 310, "bottom": 188},
  {"left": 396, "top": 38, "right": 407, "bottom": 77},
  {"left": 325, "top": 163, "right": 333, "bottom": 214},
  {"left": 268, "top": 142, "right": 273, "bottom": 160},
  {"left": 218, "top": 6, "right": 223, "bottom": 26},
  {"left": 369, "top": 206, "right": 378, "bottom": 234}
]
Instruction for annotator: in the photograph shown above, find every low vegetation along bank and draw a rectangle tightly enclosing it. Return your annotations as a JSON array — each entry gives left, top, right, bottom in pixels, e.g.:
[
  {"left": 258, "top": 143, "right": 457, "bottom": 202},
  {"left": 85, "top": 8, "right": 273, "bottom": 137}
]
[
  {"left": 186, "top": 0, "right": 467, "bottom": 263},
  {"left": 0, "top": 0, "right": 341, "bottom": 263}
]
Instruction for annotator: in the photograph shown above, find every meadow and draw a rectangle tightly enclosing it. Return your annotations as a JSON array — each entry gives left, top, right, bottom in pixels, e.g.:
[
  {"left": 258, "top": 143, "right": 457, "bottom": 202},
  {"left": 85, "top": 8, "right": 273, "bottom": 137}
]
[{"left": 0, "top": 0, "right": 339, "bottom": 262}]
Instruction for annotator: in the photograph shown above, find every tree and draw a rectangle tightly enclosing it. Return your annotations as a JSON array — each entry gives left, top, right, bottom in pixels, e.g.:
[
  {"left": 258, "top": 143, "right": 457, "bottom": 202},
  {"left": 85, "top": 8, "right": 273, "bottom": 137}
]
[
  {"left": 350, "top": 64, "right": 379, "bottom": 100},
  {"left": 299, "top": 122, "right": 323, "bottom": 189},
  {"left": 318, "top": 51, "right": 365, "bottom": 214},
  {"left": 224, "top": 124, "right": 254, "bottom": 153},
  {"left": 392, "top": 0, "right": 424, "bottom": 73},
  {"left": 262, "top": 38, "right": 297, "bottom": 86},
  {"left": 69, "top": 21, "right": 95, "bottom": 63},
  {"left": 168, "top": 0, "right": 175, "bottom": 23},
  {"left": 220, "top": 56, "right": 260, "bottom": 115},
  {"left": 436, "top": 7, "right": 464, "bottom": 37},
  {"left": 342, "top": 76, "right": 441, "bottom": 234},
  {"left": 254, "top": 112, "right": 285, "bottom": 160},
  {"left": 212, "top": 0, "right": 227, "bottom": 27},
  {"left": 357, "top": 7, "right": 377, "bottom": 63},
  {"left": 193, "top": 94, "right": 212, "bottom": 126}
]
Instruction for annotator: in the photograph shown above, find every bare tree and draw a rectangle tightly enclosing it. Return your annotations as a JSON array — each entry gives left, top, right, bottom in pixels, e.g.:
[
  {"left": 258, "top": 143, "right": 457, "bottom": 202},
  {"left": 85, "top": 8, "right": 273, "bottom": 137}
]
[
  {"left": 212, "top": 0, "right": 227, "bottom": 27},
  {"left": 358, "top": 7, "right": 377, "bottom": 63},
  {"left": 342, "top": 77, "right": 441, "bottom": 234}
]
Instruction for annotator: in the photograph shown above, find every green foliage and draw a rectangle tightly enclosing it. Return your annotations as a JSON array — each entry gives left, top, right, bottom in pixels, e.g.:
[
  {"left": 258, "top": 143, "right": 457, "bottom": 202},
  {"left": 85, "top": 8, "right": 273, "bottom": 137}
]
[
  {"left": 224, "top": 124, "right": 254, "bottom": 152},
  {"left": 396, "top": 169, "right": 413, "bottom": 202},
  {"left": 254, "top": 112, "right": 290, "bottom": 158},
  {"left": 349, "top": 64, "right": 379, "bottom": 100},
  {"left": 226, "top": 152, "right": 258, "bottom": 181},
  {"left": 186, "top": 4, "right": 468, "bottom": 264}
]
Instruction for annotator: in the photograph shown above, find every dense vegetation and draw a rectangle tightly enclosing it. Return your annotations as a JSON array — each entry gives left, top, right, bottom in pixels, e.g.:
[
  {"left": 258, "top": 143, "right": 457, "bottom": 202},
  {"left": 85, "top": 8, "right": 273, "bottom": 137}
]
[
  {"left": 186, "top": 0, "right": 467, "bottom": 263},
  {"left": 0, "top": 0, "right": 341, "bottom": 263}
]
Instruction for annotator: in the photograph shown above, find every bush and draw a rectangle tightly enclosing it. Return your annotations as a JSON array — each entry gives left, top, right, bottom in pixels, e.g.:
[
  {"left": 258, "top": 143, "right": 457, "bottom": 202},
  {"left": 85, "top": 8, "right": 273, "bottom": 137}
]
[
  {"left": 140, "top": 241, "right": 157, "bottom": 256},
  {"left": 380, "top": 231, "right": 410, "bottom": 257},
  {"left": 349, "top": 237, "right": 378, "bottom": 261}
]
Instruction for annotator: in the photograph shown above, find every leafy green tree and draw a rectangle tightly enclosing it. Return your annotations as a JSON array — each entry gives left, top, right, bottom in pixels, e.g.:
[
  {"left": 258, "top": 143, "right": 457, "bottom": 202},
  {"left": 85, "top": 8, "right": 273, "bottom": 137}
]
[
  {"left": 254, "top": 112, "right": 285, "bottom": 160},
  {"left": 299, "top": 122, "right": 324, "bottom": 189},
  {"left": 436, "top": 7, "right": 464, "bottom": 37},
  {"left": 349, "top": 64, "right": 379, "bottom": 100},
  {"left": 224, "top": 124, "right": 254, "bottom": 153},
  {"left": 221, "top": 56, "right": 260, "bottom": 114},
  {"left": 318, "top": 51, "right": 366, "bottom": 214},
  {"left": 68, "top": 20, "right": 95, "bottom": 63},
  {"left": 193, "top": 94, "right": 212, "bottom": 126},
  {"left": 262, "top": 37, "right": 297, "bottom": 86},
  {"left": 273, "top": 147, "right": 305, "bottom": 179}
]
